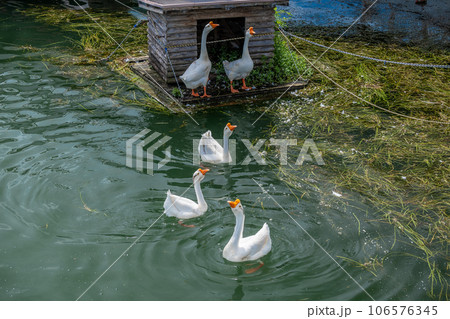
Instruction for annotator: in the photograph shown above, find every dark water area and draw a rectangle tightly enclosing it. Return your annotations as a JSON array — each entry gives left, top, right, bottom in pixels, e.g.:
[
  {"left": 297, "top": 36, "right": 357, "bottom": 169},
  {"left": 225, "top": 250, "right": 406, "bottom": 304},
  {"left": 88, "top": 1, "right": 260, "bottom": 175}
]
[
  {"left": 287, "top": 0, "right": 450, "bottom": 49},
  {"left": 0, "top": 0, "right": 444, "bottom": 301}
]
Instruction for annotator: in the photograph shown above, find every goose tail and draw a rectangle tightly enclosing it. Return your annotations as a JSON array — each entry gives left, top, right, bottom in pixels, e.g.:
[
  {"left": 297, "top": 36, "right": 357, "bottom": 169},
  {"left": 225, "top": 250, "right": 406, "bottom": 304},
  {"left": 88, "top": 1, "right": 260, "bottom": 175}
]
[{"left": 201, "top": 130, "right": 212, "bottom": 138}]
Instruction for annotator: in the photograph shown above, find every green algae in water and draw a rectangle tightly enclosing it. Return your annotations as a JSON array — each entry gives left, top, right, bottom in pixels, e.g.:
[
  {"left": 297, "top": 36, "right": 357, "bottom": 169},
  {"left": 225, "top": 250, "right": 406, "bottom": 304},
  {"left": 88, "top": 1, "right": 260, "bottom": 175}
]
[
  {"left": 19, "top": 5, "right": 168, "bottom": 112},
  {"left": 20, "top": 5, "right": 147, "bottom": 62},
  {"left": 269, "top": 33, "right": 449, "bottom": 300},
  {"left": 18, "top": 3, "right": 450, "bottom": 300}
]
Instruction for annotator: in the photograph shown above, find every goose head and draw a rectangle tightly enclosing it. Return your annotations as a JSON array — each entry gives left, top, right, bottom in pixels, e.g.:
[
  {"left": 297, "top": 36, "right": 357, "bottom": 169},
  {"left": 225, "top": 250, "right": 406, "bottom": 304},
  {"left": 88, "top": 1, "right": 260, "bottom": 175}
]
[
  {"left": 247, "top": 27, "right": 256, "bottom": 38},
  {"left": 205, "top": 21, "right": 220, "bottom": 34},
  {"left": 228, "top": 198, "right": 244, "bottom": 215},
  {"left": 224, "top": 122, "right": 237, "bottom": 138},
  {"left": 193, "top": 168, "right": 209, "bottom": 183}
]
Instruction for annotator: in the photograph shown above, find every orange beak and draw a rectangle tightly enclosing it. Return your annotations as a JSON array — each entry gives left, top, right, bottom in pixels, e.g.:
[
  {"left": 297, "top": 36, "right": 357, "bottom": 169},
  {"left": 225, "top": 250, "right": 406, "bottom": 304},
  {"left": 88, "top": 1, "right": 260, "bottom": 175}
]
[
  {"left": 209, "top": 21, "right": 220, "bottom": 29},
  {"left": 227, "top": 123, "right": 237, "bottom": 131},
  {"left": 198, "top": 168, "right": 210, "bottom": 175},
  {"left": 228, "top": 199, "right": 240, "bottom": 208},
  {"left": 249, "top": 27, "right": 256, "bottom": 35}
]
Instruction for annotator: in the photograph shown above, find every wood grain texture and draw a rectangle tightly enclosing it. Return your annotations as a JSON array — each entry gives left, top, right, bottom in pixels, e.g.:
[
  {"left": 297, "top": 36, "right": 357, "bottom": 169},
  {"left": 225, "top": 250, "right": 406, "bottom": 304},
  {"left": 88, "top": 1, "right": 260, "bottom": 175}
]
[
  {"left": 145, "top": 1, "right": 280, "bottom": 82},
  {"left": 139, "top": 0, "right": 289, "bottom": 13}
]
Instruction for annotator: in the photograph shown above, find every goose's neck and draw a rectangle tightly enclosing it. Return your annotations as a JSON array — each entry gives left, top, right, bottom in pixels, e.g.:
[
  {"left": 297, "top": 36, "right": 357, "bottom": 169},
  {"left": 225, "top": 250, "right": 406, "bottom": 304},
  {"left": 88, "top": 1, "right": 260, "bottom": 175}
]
[
  {"left": 200, "top": 29, "right": 210, "bottom": 61},
  {"left": 194, "top": 180, "right": 207, "bottom": 210},
  {"left": 222, "top": 133, "right": 230, "bottom": 161},
  {"left": 230, "top": 212, "right": 245, "bottom": 246},
  {"left": 242, "top": 34, "right": 251, "bottom": 59}
]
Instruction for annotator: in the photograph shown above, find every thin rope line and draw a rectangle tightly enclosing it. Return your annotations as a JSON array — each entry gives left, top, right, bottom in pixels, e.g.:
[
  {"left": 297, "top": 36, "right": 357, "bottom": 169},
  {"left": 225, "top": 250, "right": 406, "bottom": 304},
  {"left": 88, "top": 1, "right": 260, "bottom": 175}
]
[
  {"left": 166, "top": 48, "right": 184, "bottom": 98},
  {"left": 252, "top": 178, "right": 376, "bottom": 301},
  {"left": 314, "top": 0, "right": 379, "bottom": 63},
  {"left": 72, "top": 0, "right": 200, "bottom": 126},
  {"left": 283, "top": 31, "right": 450, "bottom": 69},
  {"left": 71, "top": 1, "right": 172, "bottom": 103},
  {"left": 76, "top": 183, "right": 195, "bottom": 300},
  {"left": 112, "top": 0, "right": 145, "bottom": 16},
  {"left": 104, "top": 20, "right": 141, "bottom": 61},
  {"left": 252, "top": 0, "right": 379, "bottom": 126},
  {"left": 279, "top": 29, "right": 450, "bottom": 125}
]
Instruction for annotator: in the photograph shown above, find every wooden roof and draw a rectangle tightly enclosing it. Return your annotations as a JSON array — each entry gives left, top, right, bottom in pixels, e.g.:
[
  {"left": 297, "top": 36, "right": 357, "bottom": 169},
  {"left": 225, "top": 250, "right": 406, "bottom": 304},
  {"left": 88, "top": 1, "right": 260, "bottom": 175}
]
[{"left": 138, "top": 0, "right": 289, "bottom": 12}]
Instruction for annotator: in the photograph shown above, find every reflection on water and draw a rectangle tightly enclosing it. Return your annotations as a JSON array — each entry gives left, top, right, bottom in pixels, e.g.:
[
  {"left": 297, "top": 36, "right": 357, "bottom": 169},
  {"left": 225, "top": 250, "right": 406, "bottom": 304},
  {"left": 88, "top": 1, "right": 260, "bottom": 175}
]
[
  {"left": 232, "top": 281, "right": 244, "bottom": 301},
  {"left": 0, "top": 0, "right": 437, "bottom": 300}
]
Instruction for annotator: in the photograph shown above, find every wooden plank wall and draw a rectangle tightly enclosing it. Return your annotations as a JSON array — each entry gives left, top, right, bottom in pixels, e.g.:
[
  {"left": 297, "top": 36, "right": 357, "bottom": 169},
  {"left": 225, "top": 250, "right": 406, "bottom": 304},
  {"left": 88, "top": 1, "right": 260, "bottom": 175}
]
[
  {"left": 148, "top": 11, "right": 169, "bottom": 82},
  {"left": 147, "top": 5, "right": 276, "bottom": 84}
]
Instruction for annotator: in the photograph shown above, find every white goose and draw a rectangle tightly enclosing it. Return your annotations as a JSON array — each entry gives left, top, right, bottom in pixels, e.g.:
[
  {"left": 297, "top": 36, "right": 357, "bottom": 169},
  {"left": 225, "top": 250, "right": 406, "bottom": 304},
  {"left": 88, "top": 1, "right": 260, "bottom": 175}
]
[
  {"left": 223, "top": 199, "right": 272, "bottom": 262},
  {"left": 180, "top": 21, "right": 219, "bottom": 98},
  {"left": 223, "top": 27, "right": 256, "bottom": 93},
  {"left": 164, "top": 168, "right": 209, "bottom": 219},
  {"left": 198, "top": 123, "right": 237, "bottom": 164}
]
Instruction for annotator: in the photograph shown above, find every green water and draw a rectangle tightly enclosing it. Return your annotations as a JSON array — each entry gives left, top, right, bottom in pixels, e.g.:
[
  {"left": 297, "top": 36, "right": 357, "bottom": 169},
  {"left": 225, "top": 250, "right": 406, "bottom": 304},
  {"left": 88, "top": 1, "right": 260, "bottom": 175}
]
[{"left": 0, "top": 2, "right": 432, "bottom": 300}]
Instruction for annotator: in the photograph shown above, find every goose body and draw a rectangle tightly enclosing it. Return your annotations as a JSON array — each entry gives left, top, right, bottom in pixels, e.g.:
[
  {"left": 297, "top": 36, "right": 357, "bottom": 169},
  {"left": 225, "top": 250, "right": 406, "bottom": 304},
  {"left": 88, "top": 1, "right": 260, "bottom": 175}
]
[
  {"left": 164, "top": 168, "right": 209, "bottom": 219},
  {"left": 223, "top": 27, "right": 255, "bottom": 93},
  {"left": 180, "top": 21, "right": 219, "bottom": 98},
  {"left": 223, "top": 199, "right": 272, "bottom": 262},
  {"left": 198, "top": 123, "right": 236, "bottom": 164}
]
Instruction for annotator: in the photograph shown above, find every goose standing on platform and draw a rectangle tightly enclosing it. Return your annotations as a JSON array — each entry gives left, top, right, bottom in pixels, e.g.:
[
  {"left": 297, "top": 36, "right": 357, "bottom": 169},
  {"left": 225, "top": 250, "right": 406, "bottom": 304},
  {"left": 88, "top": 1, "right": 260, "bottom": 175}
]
[
  {"left": 164, "top": 168, "right": 209, "bottom": 219},
  {"left": 198, "top": 123, "right": 237, "bottom": 164},
  {"left": 223, "top": 27, "right": 256, "bottom": 93},
  {"left": 223, "top": 199, "right": 272, "bottom": 262},
  {"left": 180, "top": 21, "right": 219, "bottom": 98}
]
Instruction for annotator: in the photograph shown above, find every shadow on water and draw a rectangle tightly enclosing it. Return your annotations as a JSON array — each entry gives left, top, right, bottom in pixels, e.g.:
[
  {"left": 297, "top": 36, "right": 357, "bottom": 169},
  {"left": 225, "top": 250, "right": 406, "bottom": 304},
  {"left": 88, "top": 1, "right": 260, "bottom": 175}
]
[{"left": 231, "top": 281, "right": 244, "bottom": 301}]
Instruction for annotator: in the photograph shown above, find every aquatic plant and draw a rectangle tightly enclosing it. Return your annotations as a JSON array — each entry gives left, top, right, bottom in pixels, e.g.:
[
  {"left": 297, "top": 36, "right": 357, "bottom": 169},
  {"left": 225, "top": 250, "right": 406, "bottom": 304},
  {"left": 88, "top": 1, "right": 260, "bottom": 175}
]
[
  {"left": 267, "top": 32, "right": 449, "bottom": 300},
  {"left": 22, "top": 4, "right": 311, "bottom": 100},
  {"left": 20, "top": 5, "right": 164, "bottom": 110},
  {"left": 20, "top": 3, "right": 449, "bottom": 300},
  {"left": 21, "top": 6, "right": 147, "bottom": 61}
]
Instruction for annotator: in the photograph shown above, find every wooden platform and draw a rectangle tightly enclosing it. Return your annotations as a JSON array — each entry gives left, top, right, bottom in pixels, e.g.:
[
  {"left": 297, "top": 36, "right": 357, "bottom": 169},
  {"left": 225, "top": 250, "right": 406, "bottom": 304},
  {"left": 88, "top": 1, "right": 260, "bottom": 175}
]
[
  {"left": 127, "top": 57, "right": 308, "bottom": 110},
  {"left": 180, "top": 81, "right": 308, "bottom": 106}
]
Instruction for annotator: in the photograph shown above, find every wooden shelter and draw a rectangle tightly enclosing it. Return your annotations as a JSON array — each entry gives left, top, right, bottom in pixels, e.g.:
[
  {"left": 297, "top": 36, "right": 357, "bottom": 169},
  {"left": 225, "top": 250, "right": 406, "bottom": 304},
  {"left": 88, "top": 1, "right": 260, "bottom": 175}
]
[{"left": 138, "top": 0, "right": 289, "bottom": 83}]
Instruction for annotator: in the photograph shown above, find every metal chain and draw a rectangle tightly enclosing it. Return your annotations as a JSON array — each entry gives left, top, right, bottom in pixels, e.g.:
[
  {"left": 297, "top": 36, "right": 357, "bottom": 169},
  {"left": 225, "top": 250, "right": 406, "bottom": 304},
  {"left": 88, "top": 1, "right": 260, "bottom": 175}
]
[
  {"left": 166, "top": 32, "right": 274, "bottom": 49},
  {"left": 278, "top": 27, "right": 450, "bottom": 125},
  {"left": 282, "top": 29, "right": 450, "bottom": 69}
]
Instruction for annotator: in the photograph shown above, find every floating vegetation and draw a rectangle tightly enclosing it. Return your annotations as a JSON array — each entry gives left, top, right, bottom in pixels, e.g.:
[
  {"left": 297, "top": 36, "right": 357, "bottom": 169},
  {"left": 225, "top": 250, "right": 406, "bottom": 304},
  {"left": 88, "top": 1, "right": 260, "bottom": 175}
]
[
  {"left": 269, "top": 32, "right": 449, "bottom": 300},
  {"left": 19, "top": 3, "right": 449, "bottom": 300},
  {"left": 20, "top": 5, "right": 147, "bottom": 63},
  {"left": 19, "top": 5, "right": 164, "bottom": 111},
  {"left": 21, "top": 5, "right": 311, "bottom": 104},
  {"left": 19, "top": 44, "right": 39, "bottom": 52}
]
